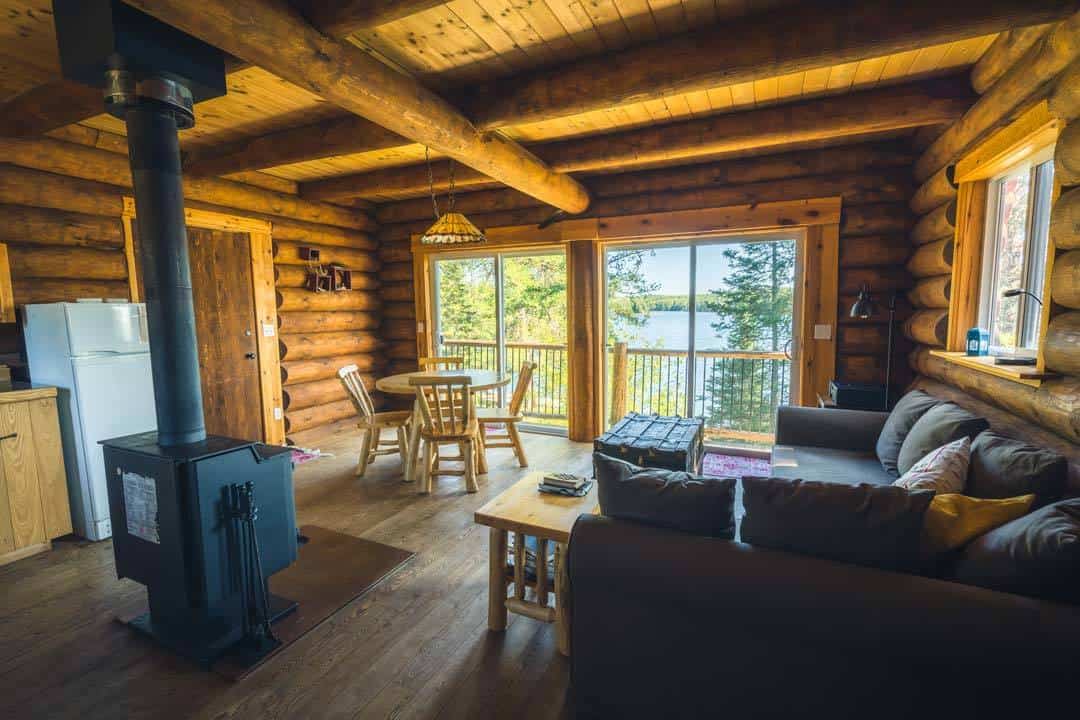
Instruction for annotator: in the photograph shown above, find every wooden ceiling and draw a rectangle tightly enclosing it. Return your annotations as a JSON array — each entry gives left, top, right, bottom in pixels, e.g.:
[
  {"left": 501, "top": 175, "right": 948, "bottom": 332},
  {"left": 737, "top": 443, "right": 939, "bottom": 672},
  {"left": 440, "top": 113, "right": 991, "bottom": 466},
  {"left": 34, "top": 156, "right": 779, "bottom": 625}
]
[{"left": 0, "top": 0, "right": 1070, "bottom": 206}]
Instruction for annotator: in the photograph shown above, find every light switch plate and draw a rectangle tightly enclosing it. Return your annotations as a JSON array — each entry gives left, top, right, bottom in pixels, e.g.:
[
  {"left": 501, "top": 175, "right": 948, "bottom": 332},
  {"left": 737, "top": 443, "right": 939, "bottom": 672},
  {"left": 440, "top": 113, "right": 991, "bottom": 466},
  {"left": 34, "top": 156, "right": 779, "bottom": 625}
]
[
  {"left": 262, "top": 322, "right": 276, "bottom": 337},
  {"left": 417, "top": 321, "right": 425, "bottom": 332},
  {"left": 813, "top": 324, "right": 832, "bottom": 340}
]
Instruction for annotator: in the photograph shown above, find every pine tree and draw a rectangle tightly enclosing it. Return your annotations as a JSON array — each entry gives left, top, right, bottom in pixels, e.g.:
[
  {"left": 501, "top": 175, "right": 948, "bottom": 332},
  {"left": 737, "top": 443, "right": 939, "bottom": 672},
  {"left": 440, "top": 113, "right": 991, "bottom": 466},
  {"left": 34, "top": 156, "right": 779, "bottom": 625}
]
[{"left": 699, "top": 240, "right": 795, "bottom": 433}]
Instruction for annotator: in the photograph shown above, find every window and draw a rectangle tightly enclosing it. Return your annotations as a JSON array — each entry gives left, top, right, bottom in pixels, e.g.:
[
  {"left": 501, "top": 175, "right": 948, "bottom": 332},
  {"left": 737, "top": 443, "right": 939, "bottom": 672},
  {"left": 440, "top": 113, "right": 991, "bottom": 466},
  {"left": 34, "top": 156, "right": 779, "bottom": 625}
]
[{"left": 978, "top": 146, "right": 1054, "bottom": 353}]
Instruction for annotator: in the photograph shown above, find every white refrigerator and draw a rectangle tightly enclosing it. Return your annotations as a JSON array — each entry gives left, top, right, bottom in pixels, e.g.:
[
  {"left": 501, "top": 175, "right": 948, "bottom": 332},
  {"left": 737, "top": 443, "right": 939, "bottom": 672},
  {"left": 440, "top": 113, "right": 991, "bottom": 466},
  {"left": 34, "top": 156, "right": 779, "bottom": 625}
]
[{"left": 24, "top": 301, "right": 158, "bottom": 540}]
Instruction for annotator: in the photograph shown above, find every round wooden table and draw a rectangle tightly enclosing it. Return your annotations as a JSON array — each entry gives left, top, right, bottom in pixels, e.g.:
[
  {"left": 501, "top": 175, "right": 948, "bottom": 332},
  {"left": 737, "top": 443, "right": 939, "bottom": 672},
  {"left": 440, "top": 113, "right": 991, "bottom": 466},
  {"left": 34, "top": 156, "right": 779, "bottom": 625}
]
[
  {"left": 375, "top": 369, "right": 508, "bottom": 396},
  {"left": 376, "top": 369, "right": 509, "bottom": 483}
]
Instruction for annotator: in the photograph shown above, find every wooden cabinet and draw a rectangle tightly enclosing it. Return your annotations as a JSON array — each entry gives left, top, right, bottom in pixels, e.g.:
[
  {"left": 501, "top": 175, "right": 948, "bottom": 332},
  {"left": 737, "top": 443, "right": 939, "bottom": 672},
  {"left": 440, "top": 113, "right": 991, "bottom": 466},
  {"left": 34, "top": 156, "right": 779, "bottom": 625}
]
[{"left": 0, "top": 387, "right": 71, "bottom": 566}]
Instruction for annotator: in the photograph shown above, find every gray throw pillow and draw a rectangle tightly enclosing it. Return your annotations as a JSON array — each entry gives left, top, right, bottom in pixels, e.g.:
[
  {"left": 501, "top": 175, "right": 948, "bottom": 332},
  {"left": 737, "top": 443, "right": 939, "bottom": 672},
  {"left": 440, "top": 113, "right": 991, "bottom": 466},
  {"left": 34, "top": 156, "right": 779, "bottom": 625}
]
[
  {"left": 950, "top": 498, "right": 1080, "bottom": 605},
  {"left": 876, "top": 390, "right": 941, "bottom": 476},
  {"left": 740, "top": 476, "right": 934, "bottom": 572},
  {"left": 896, "top": 403, "right": 989, "bottom": 476},
  {"left": 593, "top": 453, "right": 736, "bottom": 539},
  {"left": 967, "top": 431, "right": 1068, "bottom": 508}
]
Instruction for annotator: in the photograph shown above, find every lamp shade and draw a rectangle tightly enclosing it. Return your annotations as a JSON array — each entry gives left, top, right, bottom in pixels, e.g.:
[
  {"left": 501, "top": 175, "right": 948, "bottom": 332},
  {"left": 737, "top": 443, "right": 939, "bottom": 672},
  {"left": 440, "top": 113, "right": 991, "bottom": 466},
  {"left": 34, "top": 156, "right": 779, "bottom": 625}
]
[
  {"left": 419, "top": 211, "right": 486, "bottom": 246},
  {"left": 849, "top": 288, "right": 878, "bottom": 319}
]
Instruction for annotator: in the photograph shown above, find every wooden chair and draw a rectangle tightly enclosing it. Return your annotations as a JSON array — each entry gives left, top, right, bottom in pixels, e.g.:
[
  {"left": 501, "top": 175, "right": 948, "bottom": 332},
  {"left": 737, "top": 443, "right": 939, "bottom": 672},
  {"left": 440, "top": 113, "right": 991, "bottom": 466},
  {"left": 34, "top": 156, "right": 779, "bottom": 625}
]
[
  {"left": 477, "top": 361, "right": 536, "bottom": 467},
  {"left": 409, "top": 374, "right": 482, "bottom": 494},
  {"left": 418, "top": 356, "right": 465, "bottom": 370},
  {"left": 338, "top": 364, "right": 411, "bottom": 477}
]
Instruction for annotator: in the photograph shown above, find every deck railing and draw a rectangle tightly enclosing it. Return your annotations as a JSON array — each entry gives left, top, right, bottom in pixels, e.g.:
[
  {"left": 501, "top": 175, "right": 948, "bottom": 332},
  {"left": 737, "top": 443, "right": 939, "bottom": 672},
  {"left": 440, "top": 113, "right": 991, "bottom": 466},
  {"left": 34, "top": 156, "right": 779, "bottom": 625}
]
[
  {"left": 441, "top": 340, "right": 568, "bottom": 421},
  {"left": 440, "top": 339, "right": 790, "bottom": 442}
]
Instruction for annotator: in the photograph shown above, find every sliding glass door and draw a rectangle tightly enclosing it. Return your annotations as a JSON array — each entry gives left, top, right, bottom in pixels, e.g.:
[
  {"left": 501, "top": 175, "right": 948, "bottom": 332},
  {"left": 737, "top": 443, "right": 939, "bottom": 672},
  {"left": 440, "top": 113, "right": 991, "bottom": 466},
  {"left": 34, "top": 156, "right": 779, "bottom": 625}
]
[
  {"left": 432, "top": 250, "right": 568, "bottom": 433},
  {"left": 604, "top": 234, "right": 797, "bottom": 447}
]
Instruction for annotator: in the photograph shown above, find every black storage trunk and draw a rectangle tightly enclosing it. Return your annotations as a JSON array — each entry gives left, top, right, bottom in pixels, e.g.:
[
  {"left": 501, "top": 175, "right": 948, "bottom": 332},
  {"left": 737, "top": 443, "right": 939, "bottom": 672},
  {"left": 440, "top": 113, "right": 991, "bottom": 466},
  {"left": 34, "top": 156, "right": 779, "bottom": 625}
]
[{"left": 594, "top": 413, "right": 704, "bottom": 473}]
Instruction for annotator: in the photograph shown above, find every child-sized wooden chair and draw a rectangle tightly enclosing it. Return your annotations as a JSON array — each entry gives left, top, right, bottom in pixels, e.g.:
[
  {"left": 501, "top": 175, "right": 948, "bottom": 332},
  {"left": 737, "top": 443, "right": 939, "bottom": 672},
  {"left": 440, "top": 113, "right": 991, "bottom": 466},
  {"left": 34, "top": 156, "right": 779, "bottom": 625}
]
[
  {"left": 338, "top": 364, "right": 410, "bottom": 477},
  {"left": 477, "top": 361, "right": 536, "bottom": 467},
  {"left": 409, "top": 374, "right": 482, "bottom": 494}
]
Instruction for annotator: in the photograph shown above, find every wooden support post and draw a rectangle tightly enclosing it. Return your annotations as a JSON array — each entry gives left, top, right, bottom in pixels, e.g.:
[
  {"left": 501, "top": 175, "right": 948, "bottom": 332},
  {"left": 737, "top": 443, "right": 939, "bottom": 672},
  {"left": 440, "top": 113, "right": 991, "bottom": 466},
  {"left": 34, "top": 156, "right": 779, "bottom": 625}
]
[
  {"left": 555, "top": 542, "right": 571, "bottom": 657},
  {"left": 567, "top": 237, "right": 603, "bottom": 442},
  {"left": 487, "top": 528, "right": 508, "bottom": 632},
  {"left": 609, "top": 342, "right": 629, "bottom": 425}
]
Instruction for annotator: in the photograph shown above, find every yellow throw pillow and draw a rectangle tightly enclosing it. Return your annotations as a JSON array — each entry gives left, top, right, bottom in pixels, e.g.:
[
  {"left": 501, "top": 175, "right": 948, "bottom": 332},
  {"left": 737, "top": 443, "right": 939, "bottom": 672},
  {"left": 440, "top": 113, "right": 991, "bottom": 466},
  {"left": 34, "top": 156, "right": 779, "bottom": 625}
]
[{"left": 922, "top": 493, "right": 1035, "bottom": 553}]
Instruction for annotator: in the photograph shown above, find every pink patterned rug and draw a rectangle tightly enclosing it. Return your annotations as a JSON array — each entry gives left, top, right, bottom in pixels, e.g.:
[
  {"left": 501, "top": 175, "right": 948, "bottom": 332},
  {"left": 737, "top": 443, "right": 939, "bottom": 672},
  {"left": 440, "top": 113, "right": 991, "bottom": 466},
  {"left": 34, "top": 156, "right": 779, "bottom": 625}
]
[{"left": 702, "top": 452, "right": 770, "bottom": 477}]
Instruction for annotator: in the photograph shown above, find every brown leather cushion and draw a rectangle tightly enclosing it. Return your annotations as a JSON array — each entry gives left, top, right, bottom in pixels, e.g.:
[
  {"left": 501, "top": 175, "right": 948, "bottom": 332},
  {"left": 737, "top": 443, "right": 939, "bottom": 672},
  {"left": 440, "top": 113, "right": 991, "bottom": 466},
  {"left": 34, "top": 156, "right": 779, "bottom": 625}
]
[
  {"left": 876, "top": 390, "right": 941, "bottom": 476},
  {"left": 967, "top": 431, "right": 1067, "bottom": 508},
  {"left": 594, "top": 453, "right": 736, "bottom": 539},
  {"left": 950, "top": 498, "right": 1080, "bottom": 605},
  {"left": 741, "top": 476, "right": 934, "bottom": 572}
]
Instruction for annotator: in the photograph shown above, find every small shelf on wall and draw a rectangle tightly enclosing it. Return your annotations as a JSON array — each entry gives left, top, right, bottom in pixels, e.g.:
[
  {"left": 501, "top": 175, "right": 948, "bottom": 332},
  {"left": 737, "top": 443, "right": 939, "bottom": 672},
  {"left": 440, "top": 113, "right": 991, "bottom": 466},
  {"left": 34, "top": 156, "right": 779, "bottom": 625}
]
[{"left": 928, "top": 350, "right": 1059, "bottom": 388}]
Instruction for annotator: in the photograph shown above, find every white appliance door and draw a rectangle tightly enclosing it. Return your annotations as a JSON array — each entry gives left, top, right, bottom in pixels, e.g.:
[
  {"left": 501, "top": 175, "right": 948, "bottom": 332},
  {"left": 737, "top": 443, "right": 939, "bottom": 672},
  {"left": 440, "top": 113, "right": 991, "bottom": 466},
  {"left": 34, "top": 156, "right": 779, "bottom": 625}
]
[
  {"left": 65, "top": 303, "right": 149, "bottom": 356},
  {"left": 71, "top": 353, "right": 157, "bottom": 526}
]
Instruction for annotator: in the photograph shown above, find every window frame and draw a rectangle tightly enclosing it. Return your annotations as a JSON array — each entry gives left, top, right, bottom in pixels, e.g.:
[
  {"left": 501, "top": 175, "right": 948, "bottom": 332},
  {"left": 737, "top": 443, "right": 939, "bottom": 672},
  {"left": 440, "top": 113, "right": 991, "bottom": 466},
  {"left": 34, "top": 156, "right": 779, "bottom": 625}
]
[{"left": 977, "top": 144, "right": 1056, "bottom": 354}]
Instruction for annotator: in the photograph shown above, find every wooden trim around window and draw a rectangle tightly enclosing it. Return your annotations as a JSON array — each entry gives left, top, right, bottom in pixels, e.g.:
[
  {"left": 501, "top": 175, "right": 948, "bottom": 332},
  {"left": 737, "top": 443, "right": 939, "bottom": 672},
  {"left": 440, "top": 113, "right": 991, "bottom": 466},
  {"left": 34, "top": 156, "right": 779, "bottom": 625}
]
[
  {"left": 947, "top": 180, "right": 989, "bottom": 352},
  {"left": 796, "top": 224, "right": 839, "bottom": 406},
  {"left": 944, "top": 100, "right": 1062, "bottom": 384},
  {"left": 412, "top": 197, "right": 843, "bottom": 437}
]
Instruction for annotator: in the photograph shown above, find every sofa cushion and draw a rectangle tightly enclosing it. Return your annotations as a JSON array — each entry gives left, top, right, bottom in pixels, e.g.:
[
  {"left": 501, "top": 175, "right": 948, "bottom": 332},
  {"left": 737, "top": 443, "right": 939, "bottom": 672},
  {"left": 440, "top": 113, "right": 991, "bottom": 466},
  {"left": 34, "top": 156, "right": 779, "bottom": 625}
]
[
  {"left": 897, "top": 403, "right": 989, "bottom": 476},
  {"left": 894, "top": 437, "right": 971, "bottom": 493},
  {"left": 740, "top": 476, "right": 934, "bottom": 572},
  {"left": 967, "top": 431, "right": 1068, "bottom": 508},
  {"left": 921, "top": 493, "right": 1035, "bottom": 554},
  {"left": 771, "top": 445, "right": 893, "bottom": 486},
  {"left": 950, "top": 498, "right": 1080, "bottom": 605},
  {"left": 594, "top": 453, "right": 736, "bottom": 539},
  {"left": 876, "top": 390, "right": 941, "bottom": 476}
]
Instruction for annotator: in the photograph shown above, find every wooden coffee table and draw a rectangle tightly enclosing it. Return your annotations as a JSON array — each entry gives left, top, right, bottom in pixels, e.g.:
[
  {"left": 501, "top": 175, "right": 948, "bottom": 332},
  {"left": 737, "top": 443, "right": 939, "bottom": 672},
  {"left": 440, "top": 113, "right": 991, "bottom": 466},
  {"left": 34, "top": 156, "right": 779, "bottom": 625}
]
[{"left": 474, "top": 472, "right": 598, "bottom": 656}]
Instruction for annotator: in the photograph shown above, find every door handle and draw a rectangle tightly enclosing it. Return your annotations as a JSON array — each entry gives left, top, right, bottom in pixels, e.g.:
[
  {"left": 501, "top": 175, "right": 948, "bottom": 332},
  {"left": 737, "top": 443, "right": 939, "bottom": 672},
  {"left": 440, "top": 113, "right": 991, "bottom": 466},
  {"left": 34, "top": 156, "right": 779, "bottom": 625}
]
[
  {"left": 783, "top": 338, "right": 793, "bottom": 360},
  {"left": 245, "top": 352, "right": 257, "bottom": 360},
  {"left": 0, "top": 432, "right": 17, "bottom": 441}
]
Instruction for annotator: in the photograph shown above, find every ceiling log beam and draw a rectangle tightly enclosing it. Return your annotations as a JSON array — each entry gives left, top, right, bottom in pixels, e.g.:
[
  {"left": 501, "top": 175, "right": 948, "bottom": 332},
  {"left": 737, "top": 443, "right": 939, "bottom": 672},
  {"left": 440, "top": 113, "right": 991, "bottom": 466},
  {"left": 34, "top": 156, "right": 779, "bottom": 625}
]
[
  {"left": 121, "top": 0, "right": 590, "bottom": 213},
  {"left": 303, "top": 78, "right": 971, "bottom": 202},
  {"left": 375, "top": 142, "right": 914, "bottom": 225},
  {"left": 183, "top": 114, "right": 406, "bottom": 177},
  {"left": 295, "top": 0, "right": 447, "bottom": 36},
  {"left": 464, "top": 0, "right": 1079, "bottom": 130}
]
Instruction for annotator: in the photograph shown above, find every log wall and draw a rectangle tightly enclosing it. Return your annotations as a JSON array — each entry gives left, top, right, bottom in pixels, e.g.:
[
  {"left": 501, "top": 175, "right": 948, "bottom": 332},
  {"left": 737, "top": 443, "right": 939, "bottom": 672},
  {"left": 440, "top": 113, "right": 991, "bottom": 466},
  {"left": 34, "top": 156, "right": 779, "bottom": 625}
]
[
  {"left": 0, "top": 134, "right": 379, "bottom": 443},
  {"left": 375, "top": 140, "right": 917, "bottom": 395},
  {"left": 907, "top": 18, "right": 1080, "bottom": 447}
]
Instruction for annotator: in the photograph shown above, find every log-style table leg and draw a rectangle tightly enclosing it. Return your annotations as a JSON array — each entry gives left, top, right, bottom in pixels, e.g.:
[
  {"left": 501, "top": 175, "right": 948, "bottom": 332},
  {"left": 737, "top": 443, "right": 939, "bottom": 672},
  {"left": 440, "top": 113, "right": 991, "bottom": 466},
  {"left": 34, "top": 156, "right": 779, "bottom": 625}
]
[
  {"left": 404, "top": 399, "right": 422, "bottom": 482},
  {"left": 555, "top": 542, "right": 570, "bottom": 656},
  {"left": 488, "top": 528, "right": 508, "bottom": 631}
]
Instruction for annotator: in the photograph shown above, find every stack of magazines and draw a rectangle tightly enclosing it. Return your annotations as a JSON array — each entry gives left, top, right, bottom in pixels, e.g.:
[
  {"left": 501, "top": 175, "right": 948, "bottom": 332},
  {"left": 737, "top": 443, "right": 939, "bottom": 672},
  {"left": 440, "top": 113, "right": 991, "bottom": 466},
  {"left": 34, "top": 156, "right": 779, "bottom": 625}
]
[{"left": 538, "top": 472, "right": 593, "bottom": 497}]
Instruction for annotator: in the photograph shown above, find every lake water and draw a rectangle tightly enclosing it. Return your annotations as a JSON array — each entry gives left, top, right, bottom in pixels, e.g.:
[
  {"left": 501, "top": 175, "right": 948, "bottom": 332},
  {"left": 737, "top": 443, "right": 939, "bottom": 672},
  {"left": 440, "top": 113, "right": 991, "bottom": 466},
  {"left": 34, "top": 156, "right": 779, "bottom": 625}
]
[{"left": 618, "top": 310, "right": 729, "bottom": 350}]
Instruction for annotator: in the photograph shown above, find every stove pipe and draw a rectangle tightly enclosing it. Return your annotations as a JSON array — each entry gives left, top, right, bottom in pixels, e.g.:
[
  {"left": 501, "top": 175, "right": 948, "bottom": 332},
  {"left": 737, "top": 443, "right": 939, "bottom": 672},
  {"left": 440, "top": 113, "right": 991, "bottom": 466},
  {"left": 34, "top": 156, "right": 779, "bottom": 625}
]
[{"left": 125, "top": 100, "right": 206, "bottom": 446}]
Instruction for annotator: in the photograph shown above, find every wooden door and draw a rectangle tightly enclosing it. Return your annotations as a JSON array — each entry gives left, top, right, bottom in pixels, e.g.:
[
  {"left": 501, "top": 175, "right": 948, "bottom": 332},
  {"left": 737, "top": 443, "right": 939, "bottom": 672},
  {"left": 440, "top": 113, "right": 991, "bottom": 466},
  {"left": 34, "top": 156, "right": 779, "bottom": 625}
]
[
  {"left": 133, "top": 224, "right": 266, "bottom": 440},
  {"left": 186, "top": 227, "right": 265, "bottom": 440}
]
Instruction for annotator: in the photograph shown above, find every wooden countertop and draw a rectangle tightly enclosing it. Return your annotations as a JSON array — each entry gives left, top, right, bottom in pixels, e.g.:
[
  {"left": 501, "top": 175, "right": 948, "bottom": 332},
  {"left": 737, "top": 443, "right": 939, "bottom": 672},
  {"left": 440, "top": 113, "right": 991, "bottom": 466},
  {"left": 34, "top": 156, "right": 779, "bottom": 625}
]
[{"left": 0, "top": 386, "right": 58, "bottom": 403}]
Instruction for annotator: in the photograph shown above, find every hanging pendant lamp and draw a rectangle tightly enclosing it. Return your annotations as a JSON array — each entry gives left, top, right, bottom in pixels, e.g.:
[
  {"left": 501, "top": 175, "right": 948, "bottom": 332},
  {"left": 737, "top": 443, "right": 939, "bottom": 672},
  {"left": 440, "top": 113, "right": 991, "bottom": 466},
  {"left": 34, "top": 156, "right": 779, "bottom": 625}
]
[{"left": 419, "top": 148, "right": 486, "bottom": 246}]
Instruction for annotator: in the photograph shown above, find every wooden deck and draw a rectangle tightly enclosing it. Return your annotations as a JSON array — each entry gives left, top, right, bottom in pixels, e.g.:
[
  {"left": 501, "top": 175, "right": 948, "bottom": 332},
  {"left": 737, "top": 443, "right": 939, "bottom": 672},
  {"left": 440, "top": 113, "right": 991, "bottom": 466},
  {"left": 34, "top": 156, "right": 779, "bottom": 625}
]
[{"left": 0, "top": 427, "right": 594, "bottom": 720}]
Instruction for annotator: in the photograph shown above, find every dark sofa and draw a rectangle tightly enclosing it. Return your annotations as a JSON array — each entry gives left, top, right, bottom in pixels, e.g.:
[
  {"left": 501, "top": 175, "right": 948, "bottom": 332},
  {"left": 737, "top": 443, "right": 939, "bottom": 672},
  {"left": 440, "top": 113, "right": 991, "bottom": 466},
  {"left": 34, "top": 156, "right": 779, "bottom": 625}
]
[{"left": 568, "top": 403, "right": 1080, "bottom": 718}]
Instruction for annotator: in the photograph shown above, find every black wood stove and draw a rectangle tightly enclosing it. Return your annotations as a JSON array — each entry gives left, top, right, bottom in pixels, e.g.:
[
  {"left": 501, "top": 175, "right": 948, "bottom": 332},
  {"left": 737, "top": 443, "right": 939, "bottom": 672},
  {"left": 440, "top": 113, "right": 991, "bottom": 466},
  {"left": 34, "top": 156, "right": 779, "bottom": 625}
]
[{"left": 52, "top": 0, "right": 299, "bottom": 668}]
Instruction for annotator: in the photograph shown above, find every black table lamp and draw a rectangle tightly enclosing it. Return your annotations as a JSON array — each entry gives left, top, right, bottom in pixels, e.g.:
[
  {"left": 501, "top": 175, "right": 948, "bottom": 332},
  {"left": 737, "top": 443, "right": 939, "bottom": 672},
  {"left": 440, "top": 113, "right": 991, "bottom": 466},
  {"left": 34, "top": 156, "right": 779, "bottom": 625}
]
[{"left": 849, "top": 285, "right": 896, "bottom": 411}]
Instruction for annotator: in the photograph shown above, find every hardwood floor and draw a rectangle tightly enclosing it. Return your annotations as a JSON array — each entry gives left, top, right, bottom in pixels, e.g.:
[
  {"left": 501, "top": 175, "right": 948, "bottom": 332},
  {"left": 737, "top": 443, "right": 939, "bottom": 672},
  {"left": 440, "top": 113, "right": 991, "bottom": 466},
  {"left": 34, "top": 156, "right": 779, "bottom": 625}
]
[{"left": 0, "top": 426, "right": 594, "bottom": 720}]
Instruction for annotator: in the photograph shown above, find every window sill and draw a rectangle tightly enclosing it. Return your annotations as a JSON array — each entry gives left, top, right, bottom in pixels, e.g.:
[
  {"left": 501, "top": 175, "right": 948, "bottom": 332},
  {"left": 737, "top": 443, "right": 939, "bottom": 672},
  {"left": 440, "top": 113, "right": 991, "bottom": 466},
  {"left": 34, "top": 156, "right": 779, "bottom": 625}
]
[{"left": 929, "top": 351, "right": 1058, "bottom": 388}]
